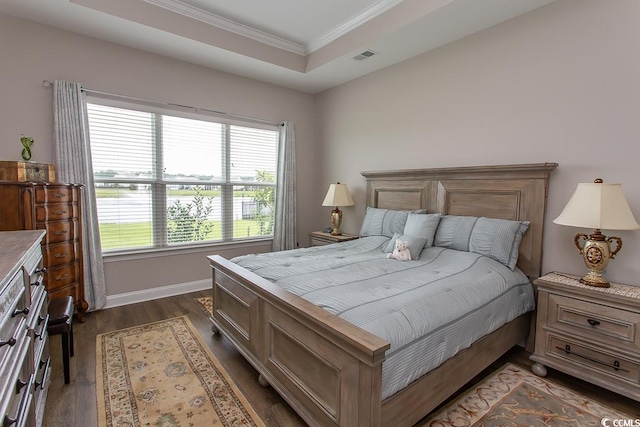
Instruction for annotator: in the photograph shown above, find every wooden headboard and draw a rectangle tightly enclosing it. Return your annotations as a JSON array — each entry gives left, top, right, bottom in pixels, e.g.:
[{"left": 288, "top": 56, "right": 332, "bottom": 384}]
[{"left": 361, "top": 163, "right": 558, "bottom": 279}]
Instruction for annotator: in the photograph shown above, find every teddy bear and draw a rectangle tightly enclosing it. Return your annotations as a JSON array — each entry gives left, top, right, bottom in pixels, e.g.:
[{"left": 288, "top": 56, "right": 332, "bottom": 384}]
[{"left": 386, "top": 239, "right": 412, "bottom": 261}]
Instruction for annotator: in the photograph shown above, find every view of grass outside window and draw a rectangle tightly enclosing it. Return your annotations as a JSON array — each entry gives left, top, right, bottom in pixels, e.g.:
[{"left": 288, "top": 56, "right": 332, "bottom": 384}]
[{"left": 86, "top": 102, "right": 278, "bottom": 253}]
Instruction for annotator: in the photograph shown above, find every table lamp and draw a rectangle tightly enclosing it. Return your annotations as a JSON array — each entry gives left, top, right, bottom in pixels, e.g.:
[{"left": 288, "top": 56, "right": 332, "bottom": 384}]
[
  {"left": 553, "top": 179, "right": 639, "bottom": 287},
  {"left": 322, "top": 182, "right": 355, "bottom": 235}
]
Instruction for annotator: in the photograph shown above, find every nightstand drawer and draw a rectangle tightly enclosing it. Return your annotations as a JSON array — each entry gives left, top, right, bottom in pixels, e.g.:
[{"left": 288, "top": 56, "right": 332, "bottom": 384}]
[
  {"left": 547, "top": 335, "right": 640, "bottom": 384},
  {"left": 309, "top": 231, "right": 358, "bottom": 246},
  {"left": 548, "top": 293, "right": 640, "bottom": 350}
]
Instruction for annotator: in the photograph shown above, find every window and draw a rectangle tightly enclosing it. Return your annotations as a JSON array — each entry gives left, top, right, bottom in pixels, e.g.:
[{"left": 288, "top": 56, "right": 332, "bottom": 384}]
[{"left": 86, "top": 101, "right": 278, "bottom": 253}]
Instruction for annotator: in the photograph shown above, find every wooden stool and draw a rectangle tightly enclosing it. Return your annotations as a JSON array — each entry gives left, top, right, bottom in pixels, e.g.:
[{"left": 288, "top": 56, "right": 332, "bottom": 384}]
[{"left": 47, "top": 296, "right": 74, "bottom": 384}]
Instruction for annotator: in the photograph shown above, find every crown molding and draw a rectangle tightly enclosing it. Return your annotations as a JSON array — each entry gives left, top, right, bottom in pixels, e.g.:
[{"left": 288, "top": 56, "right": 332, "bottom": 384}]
[
  {"left": 141, "top": 0, "right": 402, "bottom": 57},
  {"left": 142, "top": 0, "right": 306, "bottom": 55},
  {"left": 306, "top": 0, "right": 403, "bottom": 54}
]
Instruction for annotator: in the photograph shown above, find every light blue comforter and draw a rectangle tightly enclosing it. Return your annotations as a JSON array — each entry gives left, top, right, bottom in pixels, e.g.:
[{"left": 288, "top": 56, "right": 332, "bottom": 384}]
[{"left": 233, "top": 236, "right": 534, "bottom": 398}]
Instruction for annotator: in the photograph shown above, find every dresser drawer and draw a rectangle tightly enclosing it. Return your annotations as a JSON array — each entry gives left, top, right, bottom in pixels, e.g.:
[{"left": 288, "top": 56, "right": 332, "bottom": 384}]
[
  {"left": 45, "top": 262, "right": 80, "bottom": 290},
  {"left": 35, "top": 186, "right": 77, "bottom": 204},
  {"left": 28, "top": 286, "right": 48, "bottom": 369},
  {"left": 35, "top": 203, "right": 78, "bottom": 222},
  {"left": 22, "top": 248, "right": 43, "bottom": 279},
  {"left": 48, "top": 282, "right": 83, "bottom": 307},
  {"left": 547, "top": 334, "right": 640, "bottom": 384},
  {"left": 0, "top": 269, "right": 25, "bottom": 324},
  {"left": 43, "top": 241, "right": 78, "bottom": 267},
  {"left": 0, "top": 271, "right": 27, "bottom": 372},
  {"left": 0, "top": 339, "right": 33, "bottom": 427},
  {"left": 33, "top": 355, "right": 51, "bottom": 427},
  {"left": 39, "top": 220, "right": 78, "bottom": 245},
  {"left": 548, "top": 293, "right": 640, "bottom": 351},
  {"left": 0, "top": 320, "right": 28, "bottom": 408}
]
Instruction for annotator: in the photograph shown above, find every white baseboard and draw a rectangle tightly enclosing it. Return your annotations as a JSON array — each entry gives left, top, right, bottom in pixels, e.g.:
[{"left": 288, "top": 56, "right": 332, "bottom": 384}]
[{"left": 104, "top": 279, "right": 210, "bottom": 309}]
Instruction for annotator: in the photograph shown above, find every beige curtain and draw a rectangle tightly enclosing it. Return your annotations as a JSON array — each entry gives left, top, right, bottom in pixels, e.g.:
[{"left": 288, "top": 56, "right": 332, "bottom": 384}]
[
  {"left": 272, "top": 121, "right": 297, "bottom": 251},
  {"left": 53, "top": 80, "right": 107, "bottom": 310}
]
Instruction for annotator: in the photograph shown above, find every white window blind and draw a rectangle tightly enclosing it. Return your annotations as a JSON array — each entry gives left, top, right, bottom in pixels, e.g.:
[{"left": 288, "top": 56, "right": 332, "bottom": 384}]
[{"left": 86, "top": 102, "right": 278, "bottom": 253}]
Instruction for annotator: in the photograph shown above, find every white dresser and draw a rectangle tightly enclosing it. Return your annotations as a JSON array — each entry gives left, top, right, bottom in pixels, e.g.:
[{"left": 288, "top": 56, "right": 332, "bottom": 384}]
[{"left": 0, "top": 230, "right": 49, "bottom": 427}]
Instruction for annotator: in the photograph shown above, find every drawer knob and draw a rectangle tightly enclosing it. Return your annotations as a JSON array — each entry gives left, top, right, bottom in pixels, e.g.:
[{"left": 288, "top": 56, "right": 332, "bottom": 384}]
[
  {"left": 52, "top": 210, "right": 67, "bottom": 215},
  {"left": 54, "top": 273, "right": 69, "bottom": 281},
  {"left": 35, "top": 314, "right": 49, "bottom": 339},
  {"left": 53, "top": 230, "right": 68, "bottom": 236},
  {"left": 0, "top": 337, "right": 17, "bottom": 348},
  {"left": 54, "top": 252, "right": 68, "bottom": 258},
  {"left": 15, "top": 379, "right": 27, "bottom": 394},
  {"left": 587, "top": 318, "right": 600, "bottom": 326},
  {"left": 4, "top": 415, "right": 18, "bottom": 426},
  {"left": 35, "top": 267, "right": 48, "bottom": 274},
  {"left": 11, "top": 307, "right": 30, "bottom": 317},
  {"left": 31, "top": 275, "right": 44, "bottom": 287}
]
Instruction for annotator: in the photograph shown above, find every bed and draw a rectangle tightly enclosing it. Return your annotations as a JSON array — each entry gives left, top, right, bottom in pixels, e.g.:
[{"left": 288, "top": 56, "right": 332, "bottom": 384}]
[{"left": 208, "top": 163, "right": 557, "bottom": 426}]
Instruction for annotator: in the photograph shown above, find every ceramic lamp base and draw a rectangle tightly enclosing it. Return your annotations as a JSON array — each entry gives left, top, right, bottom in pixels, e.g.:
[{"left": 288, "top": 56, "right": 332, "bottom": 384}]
[
  {"left": 574, "top": 230, "right": 623, "bottom": 289},
  {"left": 330, "top": 208, "right": 343, "bottom": 235}
]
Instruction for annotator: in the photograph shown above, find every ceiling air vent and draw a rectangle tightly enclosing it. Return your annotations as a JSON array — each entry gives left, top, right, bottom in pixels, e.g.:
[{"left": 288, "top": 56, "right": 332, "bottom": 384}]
[{"left": 353, "top": 50, "right": 377, "bottom": 61}]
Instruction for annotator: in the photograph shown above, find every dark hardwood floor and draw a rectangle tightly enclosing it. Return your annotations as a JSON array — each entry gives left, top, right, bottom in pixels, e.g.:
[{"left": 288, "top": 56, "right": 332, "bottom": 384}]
[{"left": 43, "top": 290, "right": 640, "bottom": 426}]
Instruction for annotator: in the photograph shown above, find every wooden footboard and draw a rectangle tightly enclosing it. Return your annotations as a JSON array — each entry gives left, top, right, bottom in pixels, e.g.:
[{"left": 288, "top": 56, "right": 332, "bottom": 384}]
[
  {"left": 208, "top": 255, "right": 390, "bottom": 426},
  {"left": 210, "top": 255, "right": 530, "bottom": 427}
]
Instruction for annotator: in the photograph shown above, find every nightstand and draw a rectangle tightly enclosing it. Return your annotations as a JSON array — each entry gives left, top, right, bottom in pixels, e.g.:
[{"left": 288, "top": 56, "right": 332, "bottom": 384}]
[
  {"left": 309, "top": 231, "right": 358, "bottom": 246},
  {"left": 530, "top": 272, "right": 640, "bottom": 402}
]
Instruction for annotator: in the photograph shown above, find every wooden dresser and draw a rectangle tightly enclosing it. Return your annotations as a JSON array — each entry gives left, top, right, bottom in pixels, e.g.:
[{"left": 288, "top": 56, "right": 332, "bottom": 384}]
[
  {"left": 0, "top": 230, "right": 50, "bottom": 427},
  {"left": 531, "top": 272, "right": 640, "bottom": 402},
  {"left": 0, "top": 182, "right": 87, "bottom": 321}
]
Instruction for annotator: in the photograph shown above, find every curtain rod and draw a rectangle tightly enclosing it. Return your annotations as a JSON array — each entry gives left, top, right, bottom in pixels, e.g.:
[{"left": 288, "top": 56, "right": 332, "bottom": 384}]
[{"left": 42, "top": 80, "right": 280, "bottom": 126}]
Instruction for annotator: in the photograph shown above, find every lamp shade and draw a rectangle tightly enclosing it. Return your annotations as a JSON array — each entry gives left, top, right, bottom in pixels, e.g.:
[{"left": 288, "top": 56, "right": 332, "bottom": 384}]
[
  {"left": 553, "top": 181, "right": 640, "bottom": 230},
  {"left": 322, "top": 183, "right": 355, "bottom": 207}
]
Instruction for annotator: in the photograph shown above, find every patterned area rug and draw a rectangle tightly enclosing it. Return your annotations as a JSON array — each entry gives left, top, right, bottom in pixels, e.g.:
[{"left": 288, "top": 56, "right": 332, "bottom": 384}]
[
  {"left": 196, "top": 296, "right": 213, "bottom": 316},
  {"left": 424, "top": 363, "right": 634, "bottom": 426},
  {"left": 96, "top": 315, "right": 264, "bottom": 427},
  {"left": 195, "top": 295, "right": 634, "bottom": 426}
]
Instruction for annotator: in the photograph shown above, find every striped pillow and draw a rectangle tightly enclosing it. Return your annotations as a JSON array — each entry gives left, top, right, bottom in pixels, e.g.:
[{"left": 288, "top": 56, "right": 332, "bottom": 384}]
[{"left": 434, "top": 215, "right": 529, "bottom": 270}]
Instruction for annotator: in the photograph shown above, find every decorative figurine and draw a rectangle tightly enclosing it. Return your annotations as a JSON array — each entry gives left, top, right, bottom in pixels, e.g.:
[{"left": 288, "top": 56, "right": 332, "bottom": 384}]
[{"left": 21, "top": 134, "right": 34, "bottom": 161}]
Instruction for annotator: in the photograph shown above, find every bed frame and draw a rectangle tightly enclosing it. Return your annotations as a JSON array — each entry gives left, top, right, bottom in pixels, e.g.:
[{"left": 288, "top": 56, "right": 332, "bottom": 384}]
[{"left": 208, "top": 162, "right": 557, "bottom": 426}]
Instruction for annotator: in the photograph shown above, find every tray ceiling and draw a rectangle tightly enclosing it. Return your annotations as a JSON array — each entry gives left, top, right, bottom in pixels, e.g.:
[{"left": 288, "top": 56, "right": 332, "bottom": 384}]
[{"left": 0, "top": 0, "right": 556, "bottom": 93}]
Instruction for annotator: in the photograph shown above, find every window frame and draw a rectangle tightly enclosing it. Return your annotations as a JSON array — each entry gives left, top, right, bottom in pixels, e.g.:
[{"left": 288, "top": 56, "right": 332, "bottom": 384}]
[{"left": 86, "top": 95, "right": 279, "bottom": 256}]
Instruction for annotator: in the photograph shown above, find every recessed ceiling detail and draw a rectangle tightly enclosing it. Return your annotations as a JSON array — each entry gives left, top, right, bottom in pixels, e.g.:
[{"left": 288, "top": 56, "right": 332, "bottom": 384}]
[
  {"left": 142, "top": 0, "right": 306, "bottom": 55},
  {"left": 142, "top": 0, "right": 404, "bottom": 56},
  {"left": 305, "top": 0, "right": 403, "bottom": 54},
  {"left": 0, "top": 0, "right": 557, "bottom": 93}
]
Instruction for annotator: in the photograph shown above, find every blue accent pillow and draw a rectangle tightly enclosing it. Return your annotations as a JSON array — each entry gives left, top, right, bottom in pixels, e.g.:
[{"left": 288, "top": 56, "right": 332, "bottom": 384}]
[
  {"left": 360, "top": 207, "right": 409, "bottom": 238},
  {"left": 403, "top": 213, "right": 441, "bottom": 248},
  {"left": 469, "top": 217, "right": 529, "bottom": 270},
  {"left": 434, "top": 215, "right": 529, "bottom": 270},
  {"left": 434, "top": 215, "right": 477, "bottom": 251}
]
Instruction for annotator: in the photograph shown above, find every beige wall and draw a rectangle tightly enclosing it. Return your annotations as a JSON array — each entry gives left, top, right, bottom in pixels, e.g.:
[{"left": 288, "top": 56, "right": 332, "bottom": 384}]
[
  {"left": 0, "top": 14, "right": 317, "bottom": 299},
  {"left": 2, "top": 0, "right": 640, "bottom": 301},
  {"left": 316, "top": 0, "right": 640, "bottom": 286}
]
